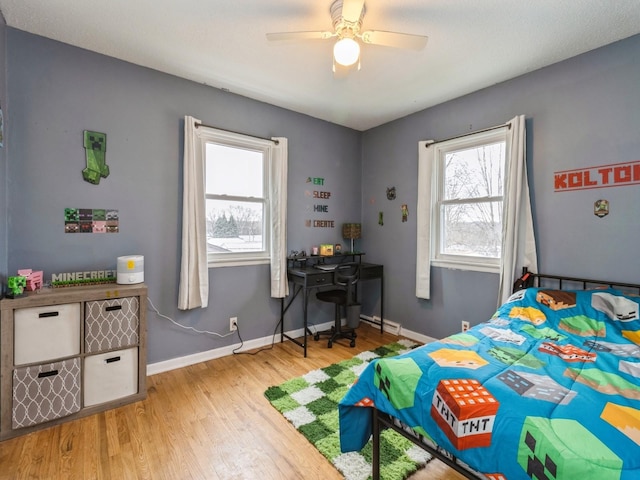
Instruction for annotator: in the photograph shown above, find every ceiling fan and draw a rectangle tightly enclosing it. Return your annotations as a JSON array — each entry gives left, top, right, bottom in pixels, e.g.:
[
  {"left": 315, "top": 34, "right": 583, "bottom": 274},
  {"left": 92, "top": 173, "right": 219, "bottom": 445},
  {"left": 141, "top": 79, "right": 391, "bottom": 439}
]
[{"left": 266, "top": 0, "right": 428, "bottom": 77}]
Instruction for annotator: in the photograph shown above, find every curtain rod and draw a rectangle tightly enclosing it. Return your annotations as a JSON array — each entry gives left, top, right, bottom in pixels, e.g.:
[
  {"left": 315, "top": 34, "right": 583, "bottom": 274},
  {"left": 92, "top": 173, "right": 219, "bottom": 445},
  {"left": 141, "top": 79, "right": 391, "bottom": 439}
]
[
  {"left": 425, "top": 122, "right": 510, "bottom": 147},
  {"left": 195, "top": 122, "right": 279, "bottom": 145}
]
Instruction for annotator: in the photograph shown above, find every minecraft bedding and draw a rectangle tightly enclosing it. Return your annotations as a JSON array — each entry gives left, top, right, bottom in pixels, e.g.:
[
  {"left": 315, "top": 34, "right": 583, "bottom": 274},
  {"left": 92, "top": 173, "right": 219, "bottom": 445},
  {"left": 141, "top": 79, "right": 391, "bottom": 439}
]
[{"left": 339, "top": 287, "right": 640, "bottom": 479}]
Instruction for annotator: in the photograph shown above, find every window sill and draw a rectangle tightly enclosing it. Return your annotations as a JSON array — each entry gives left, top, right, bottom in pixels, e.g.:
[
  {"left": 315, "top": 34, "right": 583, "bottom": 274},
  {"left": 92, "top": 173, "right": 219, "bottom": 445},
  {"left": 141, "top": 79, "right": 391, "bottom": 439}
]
[
  {"left": 431, "top": 259, "right": 499, "bottom": 274},
  {"left": 208, "top": 257, "right": 270, "bottom": 268}
]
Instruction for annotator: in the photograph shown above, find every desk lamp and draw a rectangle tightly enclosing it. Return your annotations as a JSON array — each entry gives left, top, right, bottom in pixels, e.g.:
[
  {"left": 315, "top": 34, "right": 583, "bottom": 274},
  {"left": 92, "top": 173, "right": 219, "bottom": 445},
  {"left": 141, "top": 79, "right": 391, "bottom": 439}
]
[{"left": 342, "top": 223, "right": 361, "bottom": 253}]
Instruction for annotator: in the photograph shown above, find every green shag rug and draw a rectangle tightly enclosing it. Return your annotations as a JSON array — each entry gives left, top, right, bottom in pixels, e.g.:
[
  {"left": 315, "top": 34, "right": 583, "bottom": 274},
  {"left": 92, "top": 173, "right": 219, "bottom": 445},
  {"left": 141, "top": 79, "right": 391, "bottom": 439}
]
[{"left": 264, "top": 340, "right": 431, "bottom": 480}]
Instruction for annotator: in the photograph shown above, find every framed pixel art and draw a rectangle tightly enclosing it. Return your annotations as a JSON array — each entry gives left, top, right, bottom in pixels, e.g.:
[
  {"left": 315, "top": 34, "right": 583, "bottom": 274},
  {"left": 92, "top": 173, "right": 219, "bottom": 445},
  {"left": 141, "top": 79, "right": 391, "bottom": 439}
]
[{"left": 65, "top": 208, "right": 119, "bottom": 233}]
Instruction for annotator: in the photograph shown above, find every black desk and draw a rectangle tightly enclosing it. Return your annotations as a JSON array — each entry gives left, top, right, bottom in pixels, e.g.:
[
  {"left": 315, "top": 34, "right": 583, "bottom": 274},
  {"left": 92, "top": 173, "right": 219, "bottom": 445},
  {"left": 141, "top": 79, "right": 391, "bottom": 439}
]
[{"left": 280, "top": 260, "right": 384, "bottom": 357}]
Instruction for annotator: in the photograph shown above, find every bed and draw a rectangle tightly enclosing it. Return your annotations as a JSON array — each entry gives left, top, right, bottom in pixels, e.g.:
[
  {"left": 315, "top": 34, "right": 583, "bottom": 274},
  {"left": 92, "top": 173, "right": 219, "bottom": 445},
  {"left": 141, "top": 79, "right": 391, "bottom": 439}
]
[{"left": 338, "top": 271, "right": 640, "bottom": 480}]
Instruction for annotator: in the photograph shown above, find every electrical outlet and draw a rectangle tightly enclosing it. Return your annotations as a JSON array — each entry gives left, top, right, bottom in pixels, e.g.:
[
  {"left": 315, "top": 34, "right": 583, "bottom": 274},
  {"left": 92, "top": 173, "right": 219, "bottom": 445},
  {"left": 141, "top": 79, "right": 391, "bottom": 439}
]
[
  {"left": 461, "top": 321, "right": 470, "bottom": 333},
  {"left": 230, "top": 317, "right": 238, "bottom": 331}
]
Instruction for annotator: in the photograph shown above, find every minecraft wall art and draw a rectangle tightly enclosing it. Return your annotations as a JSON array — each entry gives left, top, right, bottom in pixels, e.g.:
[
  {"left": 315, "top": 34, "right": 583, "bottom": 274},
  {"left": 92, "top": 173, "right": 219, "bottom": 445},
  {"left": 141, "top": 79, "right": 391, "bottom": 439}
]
[
  {"left": 65, "top": 208, "right": 118, "bottom": 233},
  {"left": 82, "top": 130, "right": 109, "bottom": 184}
]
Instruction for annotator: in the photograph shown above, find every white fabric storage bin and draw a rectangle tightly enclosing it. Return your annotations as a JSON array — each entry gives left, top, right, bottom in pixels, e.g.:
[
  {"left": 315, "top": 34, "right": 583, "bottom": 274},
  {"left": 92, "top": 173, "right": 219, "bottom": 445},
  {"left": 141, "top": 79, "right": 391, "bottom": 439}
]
[
  {"left": 84, "top": 347, "right": 138, "bottom": 407},
  {"left": 14, "top": 303, "right": 81, "bottom": 365}
]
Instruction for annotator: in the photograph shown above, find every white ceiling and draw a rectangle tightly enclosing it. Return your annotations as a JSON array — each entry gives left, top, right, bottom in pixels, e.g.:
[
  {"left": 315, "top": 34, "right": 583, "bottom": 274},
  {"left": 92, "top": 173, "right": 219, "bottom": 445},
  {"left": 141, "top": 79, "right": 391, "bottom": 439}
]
[{"left": 1, "top": 0, "right": 640, "bottom": 131}]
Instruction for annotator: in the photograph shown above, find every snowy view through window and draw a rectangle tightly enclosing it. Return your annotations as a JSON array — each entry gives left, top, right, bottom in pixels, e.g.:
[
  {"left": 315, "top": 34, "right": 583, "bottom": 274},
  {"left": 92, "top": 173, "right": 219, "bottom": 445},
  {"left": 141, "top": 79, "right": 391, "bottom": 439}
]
[
  {"left": 205, "top": 143, "right": 266, "bottom": 255},
  {"left": 440, "top": 141, "right": 505, "bottom": 258}
]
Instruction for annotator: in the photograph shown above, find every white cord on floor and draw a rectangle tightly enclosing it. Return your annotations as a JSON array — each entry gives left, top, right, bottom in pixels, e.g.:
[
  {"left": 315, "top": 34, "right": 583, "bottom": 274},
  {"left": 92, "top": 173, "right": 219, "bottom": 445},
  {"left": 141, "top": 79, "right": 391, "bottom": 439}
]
[{"left": 147, "top": 296, "right": 236, "bottom": 338}]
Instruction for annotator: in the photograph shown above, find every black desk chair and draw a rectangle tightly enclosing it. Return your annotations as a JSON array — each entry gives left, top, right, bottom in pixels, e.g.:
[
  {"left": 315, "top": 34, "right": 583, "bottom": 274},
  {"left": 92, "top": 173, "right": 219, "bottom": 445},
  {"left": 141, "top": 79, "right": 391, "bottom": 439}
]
[{"left": 314, "top": 262, "right": 360, "bottom": 348}]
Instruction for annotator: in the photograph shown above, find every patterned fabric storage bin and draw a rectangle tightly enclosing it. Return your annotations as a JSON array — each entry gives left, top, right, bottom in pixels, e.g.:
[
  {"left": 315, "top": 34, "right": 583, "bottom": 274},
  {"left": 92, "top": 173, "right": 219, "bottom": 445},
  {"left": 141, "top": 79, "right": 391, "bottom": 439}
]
[
  {"left": 12, "top": 358, "right": 81, "bottom": 429},
  {"left": 84, "top": 347, "right": 138, "bottom": 407},
  {"left": 85, "top": 297, "right": 139, "bottom": 353},
  {"left": 14, "top": 303, "right": 81, "bottom": 365}
]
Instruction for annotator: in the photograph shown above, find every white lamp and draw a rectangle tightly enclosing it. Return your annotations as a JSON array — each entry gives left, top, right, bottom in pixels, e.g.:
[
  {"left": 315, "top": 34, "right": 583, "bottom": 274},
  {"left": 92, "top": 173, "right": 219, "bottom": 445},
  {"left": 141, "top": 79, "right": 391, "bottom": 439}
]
[{"left": 333, "top": 37, "right": 360, "bottom": 66}]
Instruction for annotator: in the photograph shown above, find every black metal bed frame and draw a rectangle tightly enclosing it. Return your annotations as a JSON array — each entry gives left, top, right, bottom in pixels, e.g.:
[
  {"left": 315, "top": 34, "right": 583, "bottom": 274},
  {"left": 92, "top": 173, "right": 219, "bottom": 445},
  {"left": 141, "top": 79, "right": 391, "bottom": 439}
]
[
  {"left": 516, "top": 268, "right": 640, "bottom": 295},
  {"left": 372, "top": 408, "right": 485, "bottom": 479},
  {"left": 370, "top": 270, "right": 640, "bottom": 480}
]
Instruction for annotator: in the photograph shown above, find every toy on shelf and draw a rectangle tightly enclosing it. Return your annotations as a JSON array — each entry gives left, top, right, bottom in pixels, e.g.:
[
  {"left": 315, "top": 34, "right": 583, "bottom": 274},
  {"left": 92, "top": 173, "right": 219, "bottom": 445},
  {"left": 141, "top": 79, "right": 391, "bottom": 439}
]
[
  {"left": 6, "top": 276, "right": 27, "bottom": 298},
  {"left": 17, "top": 269, "right": 44, "bottom": 291}
]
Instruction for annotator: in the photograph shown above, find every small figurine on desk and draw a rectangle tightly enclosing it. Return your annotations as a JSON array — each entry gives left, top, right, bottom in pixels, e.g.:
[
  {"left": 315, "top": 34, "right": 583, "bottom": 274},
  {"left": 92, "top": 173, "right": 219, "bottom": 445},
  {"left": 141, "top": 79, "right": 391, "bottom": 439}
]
[{"left": 6, "top": 276, "right": 27, "bottom": 298}]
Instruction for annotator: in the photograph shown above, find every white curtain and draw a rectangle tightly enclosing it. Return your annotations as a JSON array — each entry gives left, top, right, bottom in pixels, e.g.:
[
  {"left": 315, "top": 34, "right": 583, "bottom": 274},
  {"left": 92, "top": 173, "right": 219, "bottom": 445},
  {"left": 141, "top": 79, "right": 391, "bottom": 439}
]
[
  {"left": 270, "top": 137, "right": 289, "bottom": 298},
  {"left": 178, "top": 115, "right": 209, "bottom": 310},
  {"left": 415, "top": 140, "right": 435, "bottom": 299},
  {"left": 497, "top": 115, "right": 538, "bottom": 304}
]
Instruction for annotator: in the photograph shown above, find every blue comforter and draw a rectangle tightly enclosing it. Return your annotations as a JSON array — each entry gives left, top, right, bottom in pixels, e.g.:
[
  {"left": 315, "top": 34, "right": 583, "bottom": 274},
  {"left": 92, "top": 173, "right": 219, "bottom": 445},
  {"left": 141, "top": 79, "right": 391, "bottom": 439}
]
[{"left": 339, "top": 287, "right": 640, "bottom": 479}]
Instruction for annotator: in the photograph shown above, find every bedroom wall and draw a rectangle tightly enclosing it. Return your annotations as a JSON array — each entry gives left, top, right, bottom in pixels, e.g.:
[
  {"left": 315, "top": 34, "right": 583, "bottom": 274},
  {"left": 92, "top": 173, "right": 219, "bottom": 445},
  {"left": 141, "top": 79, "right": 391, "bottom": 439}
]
[
  {"left": 359, "top": 34, "right": 640, "bottom": 340},
  {"left": 4, "top": 29, "right": 362, "bottom": 364},
  {"left": 0, "top": 14, "right": 7, "bottom": 282},
  {"left": 4, "top": 27, "right": 639, "bottom": 364}
]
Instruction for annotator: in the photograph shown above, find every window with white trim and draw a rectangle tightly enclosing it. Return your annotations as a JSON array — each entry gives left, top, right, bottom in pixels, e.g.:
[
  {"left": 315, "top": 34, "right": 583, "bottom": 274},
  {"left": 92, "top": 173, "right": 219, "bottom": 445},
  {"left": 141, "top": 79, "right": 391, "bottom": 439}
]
[
  {"left": 432, "top": 128, "right": 507, "bottom": 273},
  {"left": 197, "top": 127, "right": 274, "bottom": 267}
]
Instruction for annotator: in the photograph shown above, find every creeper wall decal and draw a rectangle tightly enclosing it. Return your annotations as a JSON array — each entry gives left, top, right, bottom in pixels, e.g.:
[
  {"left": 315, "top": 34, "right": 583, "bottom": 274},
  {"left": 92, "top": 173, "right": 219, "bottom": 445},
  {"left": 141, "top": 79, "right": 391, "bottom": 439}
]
[{"left": 82, "top": 130, "right": 109, "bottom": 184}]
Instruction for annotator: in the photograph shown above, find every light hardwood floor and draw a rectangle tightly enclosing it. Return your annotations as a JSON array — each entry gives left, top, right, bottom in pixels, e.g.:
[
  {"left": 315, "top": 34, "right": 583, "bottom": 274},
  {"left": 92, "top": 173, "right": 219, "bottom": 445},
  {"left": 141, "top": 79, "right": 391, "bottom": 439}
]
[{"left": 0, "top": 323, "right": 465, "bottom": 479}]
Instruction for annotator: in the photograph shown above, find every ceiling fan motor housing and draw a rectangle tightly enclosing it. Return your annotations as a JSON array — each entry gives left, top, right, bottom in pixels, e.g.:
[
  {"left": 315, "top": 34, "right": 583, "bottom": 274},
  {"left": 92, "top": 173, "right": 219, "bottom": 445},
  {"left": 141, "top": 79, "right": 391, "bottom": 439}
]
[{"left": 331, "top": 0, "right": 365, "bottom": 40}]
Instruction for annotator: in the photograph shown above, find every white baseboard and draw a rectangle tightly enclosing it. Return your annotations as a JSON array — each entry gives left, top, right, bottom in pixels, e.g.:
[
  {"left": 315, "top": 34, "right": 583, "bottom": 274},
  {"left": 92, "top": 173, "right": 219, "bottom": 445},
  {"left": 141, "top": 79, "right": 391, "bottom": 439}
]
[
  {"left": 360, "top": 314, "right": 401, "bottom": 335},
  {"left": 360, "top": 314, "right": 438, "bottom": 344},
  {"left": 147, "top": 318, "right": 440, "bottom": 376},
  {"left": 398, "top": 327, "right": 439, "bottom": 345},
  {"left": 147, "top": 320, "right": 334, "bottom": 376}
]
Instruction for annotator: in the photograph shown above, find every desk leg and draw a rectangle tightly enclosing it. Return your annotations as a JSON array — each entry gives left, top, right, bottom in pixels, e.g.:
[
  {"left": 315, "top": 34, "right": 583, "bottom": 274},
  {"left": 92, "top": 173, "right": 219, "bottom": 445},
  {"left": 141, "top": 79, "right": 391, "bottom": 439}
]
[
  {"left": 280, "top": 297, "right": 284, "bottom": 343},
  {"left": 302, "top": 286, "right": 308, "bottom": 357},
  {"left": 280, "top": 285, "right": 310, "bottom": 357}
]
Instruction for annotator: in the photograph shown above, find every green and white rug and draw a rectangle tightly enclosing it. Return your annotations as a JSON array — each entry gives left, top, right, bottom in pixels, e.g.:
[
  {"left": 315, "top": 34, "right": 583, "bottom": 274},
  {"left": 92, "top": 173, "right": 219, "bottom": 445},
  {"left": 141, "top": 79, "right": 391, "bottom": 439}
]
[{"left": 264, "top": 340, "right": 431, "bottom": 480}]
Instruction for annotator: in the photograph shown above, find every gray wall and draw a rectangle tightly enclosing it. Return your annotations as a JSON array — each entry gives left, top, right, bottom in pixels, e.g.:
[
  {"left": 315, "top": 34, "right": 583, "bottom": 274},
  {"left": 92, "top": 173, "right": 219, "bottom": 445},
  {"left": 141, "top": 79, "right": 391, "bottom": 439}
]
[
  {"left": 359, "top": 34, "right": 640, "bottom": 339},
  {"left": 0, "top": 14, "right": 7, "bottom": 282},
  {"left": 4, "top": 29, "right": 361, "bottom": 364},
  {"left": 3, "top": 27, "right": 639, "bottom": 363}
]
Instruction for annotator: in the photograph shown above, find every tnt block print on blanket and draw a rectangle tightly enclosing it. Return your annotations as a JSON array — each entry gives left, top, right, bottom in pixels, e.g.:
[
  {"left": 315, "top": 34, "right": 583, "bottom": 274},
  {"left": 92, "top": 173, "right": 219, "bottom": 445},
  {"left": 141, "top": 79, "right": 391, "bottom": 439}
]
[{"left": 430, "top": 379, "right": 499, "bottom": 450}]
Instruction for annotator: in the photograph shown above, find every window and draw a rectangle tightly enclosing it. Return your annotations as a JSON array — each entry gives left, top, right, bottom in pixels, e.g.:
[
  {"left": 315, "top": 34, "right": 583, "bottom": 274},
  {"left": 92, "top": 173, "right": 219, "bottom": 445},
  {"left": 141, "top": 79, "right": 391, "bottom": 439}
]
[
  {"left": 197, "top": 127, "right": 274, "bottom": 267},
  {"left": 431, "top": 128, "right": 507, "bottom": 272}
]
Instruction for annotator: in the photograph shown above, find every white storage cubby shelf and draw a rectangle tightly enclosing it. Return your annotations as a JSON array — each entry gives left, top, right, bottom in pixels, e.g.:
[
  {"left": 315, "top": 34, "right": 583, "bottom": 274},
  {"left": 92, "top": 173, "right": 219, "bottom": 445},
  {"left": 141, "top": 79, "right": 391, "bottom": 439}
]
[{"left": 0, "top": 283, "right": 147, "bottom": 440}]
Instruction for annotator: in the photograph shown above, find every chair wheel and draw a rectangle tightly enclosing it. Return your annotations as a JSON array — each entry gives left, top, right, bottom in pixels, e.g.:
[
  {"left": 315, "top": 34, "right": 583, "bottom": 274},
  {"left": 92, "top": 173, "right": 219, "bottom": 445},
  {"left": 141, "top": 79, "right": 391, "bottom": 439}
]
[
  {"left": 314, "top": 333, "right": 320, "bottom": 341},
  {"left": 350, "top": 339, "right": 356, "bottom": 347},
  {"left": 328, "top": 341, "right": 333, "bottom": 348}
]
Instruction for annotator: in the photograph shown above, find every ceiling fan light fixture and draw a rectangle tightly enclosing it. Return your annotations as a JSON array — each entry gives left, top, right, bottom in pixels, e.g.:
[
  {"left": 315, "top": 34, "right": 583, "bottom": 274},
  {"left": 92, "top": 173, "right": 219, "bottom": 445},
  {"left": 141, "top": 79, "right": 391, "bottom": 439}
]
[{"left": 333, "top": 37, "right": 360, "bottom": 66}]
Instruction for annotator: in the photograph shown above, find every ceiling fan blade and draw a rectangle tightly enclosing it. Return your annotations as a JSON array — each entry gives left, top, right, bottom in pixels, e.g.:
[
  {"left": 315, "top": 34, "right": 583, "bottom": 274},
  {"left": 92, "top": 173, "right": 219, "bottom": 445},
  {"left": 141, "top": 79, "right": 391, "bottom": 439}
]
[
  {"left": 266, "top": 31, "right": 333, "bottom": 42},
  {"left": 360, "top": 30, "right": 428, "bottom": 50},
  {"left": 341, "top": 0, "right": 365, "bottom": 23}
]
